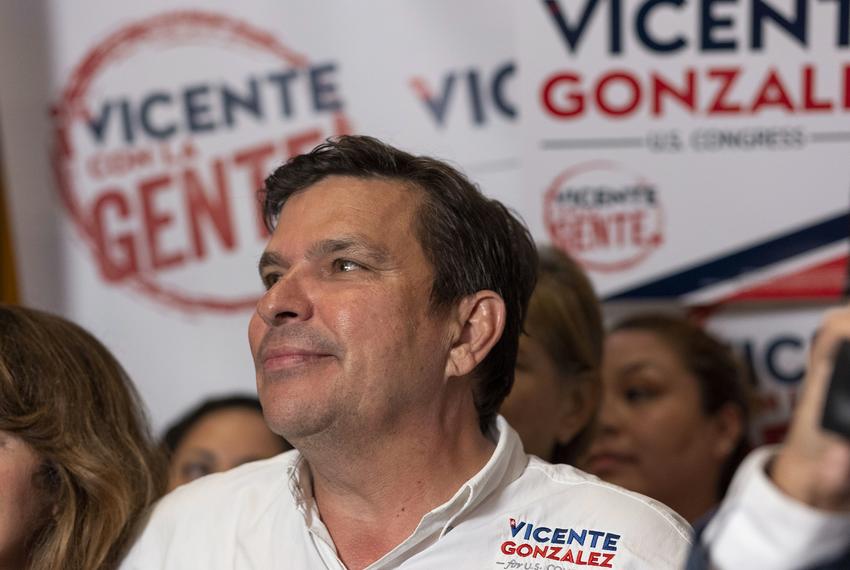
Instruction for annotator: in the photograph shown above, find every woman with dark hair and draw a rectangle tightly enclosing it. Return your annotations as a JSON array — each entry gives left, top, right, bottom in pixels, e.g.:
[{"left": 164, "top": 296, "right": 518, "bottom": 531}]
[
  {"left": 163, "top": 395, "right": 290, "bottom": 491},
  {"left": 0, "top": 304, "right": 166, "bottom": 570},
  {"left": 500, "top": 246, "right": 603, "bottom": 464},
  {"left": 581, "top": 313, "right": 750, "bottom": 523}
]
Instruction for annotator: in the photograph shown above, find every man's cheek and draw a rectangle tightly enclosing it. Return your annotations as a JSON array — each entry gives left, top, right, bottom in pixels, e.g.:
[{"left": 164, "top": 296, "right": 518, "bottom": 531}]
[{"left": 247, "top": 313, "right": 266, "bottom": 357}]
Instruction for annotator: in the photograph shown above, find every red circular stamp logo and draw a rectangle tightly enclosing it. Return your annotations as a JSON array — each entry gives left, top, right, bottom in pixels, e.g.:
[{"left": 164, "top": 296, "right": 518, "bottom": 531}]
[
  {"left": 544, "top": 160, "right": 664, "bottom": 273},
  {"left": 51, "top": 11, "right": 351, "bottom": 312}
]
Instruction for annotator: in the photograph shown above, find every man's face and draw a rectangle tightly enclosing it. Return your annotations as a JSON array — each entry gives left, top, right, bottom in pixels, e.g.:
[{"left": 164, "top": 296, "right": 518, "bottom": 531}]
[{"left": 248, "top": 176, "right": 453, "bottom": 440}]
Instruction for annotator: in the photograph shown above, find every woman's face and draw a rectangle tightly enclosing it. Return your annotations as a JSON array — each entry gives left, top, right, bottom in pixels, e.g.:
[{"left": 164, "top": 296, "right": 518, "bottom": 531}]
[
  {"left": 167, "top": 408, "right": 286, "bottom": 491},
  {"left": 581, "top": 330, "right": 736, "bottom": 522},
  {"left": 0, "top": 431, "right": 43, "bottom": 569},
  {"left": 502, "top": 335, "right": 591, "bottom": 461}
]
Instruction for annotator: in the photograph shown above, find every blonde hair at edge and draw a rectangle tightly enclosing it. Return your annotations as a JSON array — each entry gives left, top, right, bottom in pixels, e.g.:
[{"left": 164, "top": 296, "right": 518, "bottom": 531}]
[
  {"left": 0, "top": 305, "right": 166, "bottom": 570},
  {"left": 512, "top": 246, "right": 604, "bottom": 464}
]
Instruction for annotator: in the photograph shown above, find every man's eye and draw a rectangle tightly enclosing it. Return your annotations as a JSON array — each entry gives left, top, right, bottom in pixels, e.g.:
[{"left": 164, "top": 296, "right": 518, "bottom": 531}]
[
  {"left": 333, "top": 259, "right": 362, "bottom": 272},
  {"left": 262, "top": 273, "right": 281, "bottom": 289}
]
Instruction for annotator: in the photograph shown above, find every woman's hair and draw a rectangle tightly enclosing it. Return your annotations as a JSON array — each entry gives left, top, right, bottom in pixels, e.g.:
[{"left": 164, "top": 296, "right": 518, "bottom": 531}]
[
  {"left": 161, "top": 395, "right": 290, "bottom": 457},
  {"left": 611, "top": 313, "right": 751, "bottom": 498},
  {"left": 525, "top": 246, "right": 604, "bottom": 464},
  {"left": 0, "top": 304, "right": 166, "bottom": 570}
]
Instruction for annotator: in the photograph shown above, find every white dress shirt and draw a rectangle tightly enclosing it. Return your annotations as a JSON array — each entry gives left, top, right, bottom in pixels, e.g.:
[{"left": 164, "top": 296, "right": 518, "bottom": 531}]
[{"left": 122, "top": 417, "right": 691, "bottom": 569}]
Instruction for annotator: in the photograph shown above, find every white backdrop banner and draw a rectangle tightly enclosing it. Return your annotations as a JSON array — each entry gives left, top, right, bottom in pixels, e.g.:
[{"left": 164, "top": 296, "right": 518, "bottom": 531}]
[
  {"left": 0, "top": 0, "right": 847, "bottom": 432},
  {"left": 518, "top": 0, "right": 850, "bottom": 301}
]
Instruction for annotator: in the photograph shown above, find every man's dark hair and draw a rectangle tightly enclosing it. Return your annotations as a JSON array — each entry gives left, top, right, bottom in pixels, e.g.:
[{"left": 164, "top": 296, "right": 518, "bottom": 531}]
[{"left": 261, "top": 135, "right": 538, "bottom": 432}]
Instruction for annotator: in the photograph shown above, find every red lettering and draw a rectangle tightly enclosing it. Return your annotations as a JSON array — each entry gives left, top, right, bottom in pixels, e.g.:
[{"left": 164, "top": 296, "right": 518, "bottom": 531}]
[
  {"left": 516, "top": 543, "right": 533, "bottom": 557},
  {"left": 600, "top": 553, "right": 616, "bottom": 568},
  {"left": 183, "top": 159, "right": 236, "bottom": 261},
  {"left": 285, "top": 128, "right": 323, "bottom": 159},
  {"left": 750, "top": 69, "right": 794, "bottom": 113},
  {"left": 652, "top": 70, "right": 696, "bottom": 116},
  {"left": 563, "top": 549, "right": 576, "bottom": 563},
  {"left": 533, "top": 545, "right": 549, "bottom": 558},
  {"left": 547, "top": 546, "right": 563, "bottom": 560},
  {"left": 139, "top": 175, "right": 185, "bottom": 270},
  {"left": 542, "top": 72, "right": 584, "bottom": 117},
  {"left": 589, "top": 551, "right": 601, "bottom": 566},
  {"left": 91, "top": 190, "right": 138, "bottom": 281},
  {"left": 87, "top": 148, "right": 154, "bottom": 180},
  {"left": 803, "top": 65, "right": 832, "bottom": 111},
  {"left": 500, "top": 541, "right": 517, "bottom": 555},
  {"left": 595, "top": 72, "right": 641, "bottom": 116},
  {"left": 708, "top": 68, "right": 743, "bottom": 114},
  {"left": 575, "top": 548, "right": 589, "bottom": 565},
  {"left": 591, "top": 215, "right": 609, "bottom": 248},
  {"left": 629, "top": 211, "right": 646, "bottom": 246},
  {"left": 232, "top": 143, "right": 276, "bottom": 239}
]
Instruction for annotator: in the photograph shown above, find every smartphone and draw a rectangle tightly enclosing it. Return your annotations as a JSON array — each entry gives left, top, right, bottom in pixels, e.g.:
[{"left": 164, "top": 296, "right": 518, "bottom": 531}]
[{"left": 822, "top": 339, "right": 850, "bottom": 439}]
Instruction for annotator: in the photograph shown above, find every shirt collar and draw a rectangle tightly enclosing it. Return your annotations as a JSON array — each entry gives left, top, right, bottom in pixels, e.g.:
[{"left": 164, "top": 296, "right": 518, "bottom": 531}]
[{"left": 285, "top": 415, "right": 529, "bottom": 566}]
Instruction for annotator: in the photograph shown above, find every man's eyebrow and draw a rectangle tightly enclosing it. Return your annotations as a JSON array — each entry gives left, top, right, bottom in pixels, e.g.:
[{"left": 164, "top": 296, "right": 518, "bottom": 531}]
[
  {"left": 258, "top": 251, "right": 287, "bottom": 275},
  {"left": 306, "top": 236, "right": 392, "bottom": 265}
]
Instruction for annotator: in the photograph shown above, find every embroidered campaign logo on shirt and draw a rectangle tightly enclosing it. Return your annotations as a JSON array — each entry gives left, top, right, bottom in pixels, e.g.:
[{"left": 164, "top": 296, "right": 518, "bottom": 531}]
[{"left": 496, "top": 518, "right": 620, "bottom": 568}]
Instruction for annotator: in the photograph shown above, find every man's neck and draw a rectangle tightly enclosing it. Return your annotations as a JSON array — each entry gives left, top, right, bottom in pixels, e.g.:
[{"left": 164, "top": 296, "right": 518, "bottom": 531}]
[{"left": 302, "top": 412, "right": 496, "bottom": 570}]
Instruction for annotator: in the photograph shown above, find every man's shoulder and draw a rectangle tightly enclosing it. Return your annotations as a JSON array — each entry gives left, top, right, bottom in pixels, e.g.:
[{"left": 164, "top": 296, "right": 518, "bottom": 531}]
[
  {"left": 121, "top": 451, "right": 300, "bottom": 569},
  {"left": 521, "top": 457, "right": 691, "bottom": 536},
  {"left": 147, "top": 449, "right": 298, "bottom": 529},
  {"left": 471, "top": 456, "right": 692, "bottom": 568}
]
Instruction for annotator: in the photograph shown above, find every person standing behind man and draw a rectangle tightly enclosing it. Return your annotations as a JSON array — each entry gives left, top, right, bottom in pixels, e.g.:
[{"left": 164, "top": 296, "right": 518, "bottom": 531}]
[{"left": 121, "top": 136, "right": 691, "bottom": 569}]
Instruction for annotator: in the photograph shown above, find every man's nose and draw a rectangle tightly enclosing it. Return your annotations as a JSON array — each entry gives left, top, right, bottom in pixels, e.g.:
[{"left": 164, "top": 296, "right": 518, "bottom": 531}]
[{"left": 256, "top": 270, "right": 313, "bottom": 326}]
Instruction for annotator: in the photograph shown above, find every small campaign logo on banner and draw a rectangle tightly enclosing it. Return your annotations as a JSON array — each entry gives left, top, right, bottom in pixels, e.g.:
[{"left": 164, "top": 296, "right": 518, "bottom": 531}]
[
  {"left": 51, "top": 11, "right": 351, "bottom": 312},
  {"left": 544, "top": 160, "right": 663, "bottom": 273}
]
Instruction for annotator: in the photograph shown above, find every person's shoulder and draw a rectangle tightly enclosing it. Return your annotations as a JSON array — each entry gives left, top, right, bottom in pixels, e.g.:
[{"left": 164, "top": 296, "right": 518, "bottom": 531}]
[
  {"left": 526, "top": 457, "right": 691, "bottom": 534},
  {"left": 158, "top": 449, "right": 298, "bottom": 517},
  {"left": 120, "top": 450, "right": 299, "bottom": 569},
  {"left": 509, "top": 457, "right": 692, "bottom": 567}
]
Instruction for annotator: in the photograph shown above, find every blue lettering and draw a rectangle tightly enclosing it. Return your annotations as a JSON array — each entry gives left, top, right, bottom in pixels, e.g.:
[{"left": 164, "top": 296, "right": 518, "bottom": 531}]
[
  {"left": 139, "top": 92, "right": 176, "bottom": 140},
  {"left": 183, "top": 84, "right": 215, "bottom": 133},
  {"left": 466, "top": 70, "right": 485, "bottom": 125},
  {"left": 637, "top": 0, "right": 687, "bottom": 52},
  {"left": 701, "top": 0, "right": 737, "bottom": 51},
  {"left": 221, "top": 78, "right": 261, "bottom": 128},
  {"left": 766, "top": 336, "right": 805, "bottom": 383},
  {"left": 511, "top": 520, "right": 526, "bottom": 538},
  {"left": 588, "top": 530, "right": 605, "bottom": 548},
  {"left": 543, "top": 0, "right": 608, "bottom": 54},
  {"left": 551, "top": 528, "right": 567, "bottom": 545},
  {"left": 419, "top": 74, "right": 455, "bottom": 126},
  {"left": 491, "top": 62, "right": 517, "bottom": 118},
  {"left": 603, "top": 533, "right": 620, "bottom": 551},
  {"left": 752, "top": 0, "right": 806, "bottom": 50},
  {"left": 266, "top": 70, "right": 298, "bottom": 118},
  {"left": 567, "top": 529, "right": 586, "bottom": 546},
  {"left": 118, "top": 100, "right": 134, "bottom": 144},
  {"left": 86, "top": 103, "right": 113, "bottom": 144},
  {"left": 310, "top": 63, "right": 342, "bottom": 112},
  {"left": 532, "top": 526, "right": 553, "bottom": 542}
]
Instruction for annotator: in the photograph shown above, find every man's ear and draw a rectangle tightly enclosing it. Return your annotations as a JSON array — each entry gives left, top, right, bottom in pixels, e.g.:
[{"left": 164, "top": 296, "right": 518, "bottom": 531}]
[{"left": 445, "top": 291, "right": 506, "bottom": 379}]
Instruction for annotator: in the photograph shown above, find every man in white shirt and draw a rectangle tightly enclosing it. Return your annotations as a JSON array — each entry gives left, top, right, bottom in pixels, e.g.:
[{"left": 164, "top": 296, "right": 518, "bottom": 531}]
[{"left": 123, "top": 135, "right": 690, "bottom": 569}]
